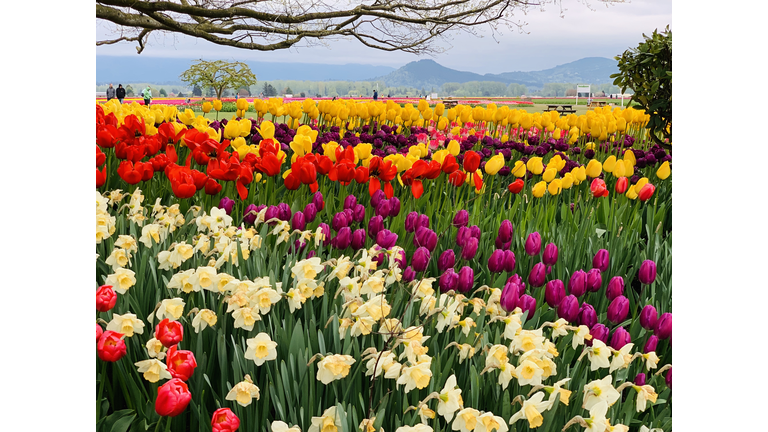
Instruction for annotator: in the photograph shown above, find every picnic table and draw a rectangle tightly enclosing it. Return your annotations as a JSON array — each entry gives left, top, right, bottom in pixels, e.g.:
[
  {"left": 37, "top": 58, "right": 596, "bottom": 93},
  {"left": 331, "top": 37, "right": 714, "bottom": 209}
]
[
  {"left": 545, "top": 104, "right": 576, "bottom": 115},
  {"left": 442, "top": 99, "right": 458, "bottom": 108},
  {"left": 587, "top": 101, "right": 608, "bottom": 109}
]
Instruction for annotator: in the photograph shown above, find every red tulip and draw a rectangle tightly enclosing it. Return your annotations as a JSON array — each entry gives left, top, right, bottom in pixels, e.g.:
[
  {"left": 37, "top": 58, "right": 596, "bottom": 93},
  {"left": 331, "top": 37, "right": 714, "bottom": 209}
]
[
  {"left": 211, "top": 408, "right": 240, "bottom": 432},
  {"left": 615, "top": 177, "right": 628, "bottom": 194},
  {"left": 96, "top": 323, "right": 103, "bottom": 341},
  {"left": 97, "top": 331, "right": 127, "bottom": 362},
  {"left": 507, "top": 179, "right": 524, "bottom": 194},
  {"left": 590, "top": 178, "right": 609, "bottom": 198},
  {"left": 284, "top": 172, "right": 301, "bottom": 190},
  {"left": 441, "top": 154, "right": 460, "bottom": 174},
  {"left": 205, "top": 178, "right": 223, "bottom": 195},
  {"left": 155, "top": 378, "right": 192, "bottom": 417},
  {"left": 155, "top": 319, "right": 184, "bottom": 348},
  {"left": 96, "top": 166, "right": 107, "bottom": 188},
  {"left": 638, "top": 183, "right": 656, "bottom": 202},
  {"left": 166, "top": 345, "right": 197, "bottom": 381},
  {"left": 96, "top": 285, "right": 117, "bottom": 312},
  {"left": 463, "top": 151, "right": 481, "bottom": 172},
  {"left": 96, "top": 146, "right": 106, "bottom": 167},
  {"left": 116, "top": 160, "right": 143, "bottom": 185},
  {"left": 448, "top": 170, "right": 465, "bottom": 187}
]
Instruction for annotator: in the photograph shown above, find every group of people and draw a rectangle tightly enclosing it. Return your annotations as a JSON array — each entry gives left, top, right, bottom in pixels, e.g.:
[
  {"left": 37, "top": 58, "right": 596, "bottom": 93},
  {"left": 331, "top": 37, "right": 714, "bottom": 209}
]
[{"left": 105, "top": 83, "right": 153, "bottom": 105}]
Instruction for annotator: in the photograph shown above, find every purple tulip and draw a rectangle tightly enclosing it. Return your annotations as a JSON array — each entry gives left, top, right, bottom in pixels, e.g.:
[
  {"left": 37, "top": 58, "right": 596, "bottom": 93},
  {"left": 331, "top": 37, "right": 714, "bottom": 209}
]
[
  {"left": 497, "top": 220, "right": 513, "bottom": 244},
  {"left": 528, "top": 262, "right": 547, "bottom": 287},
  {"left": 312, "top": 191, "right": 325, "bottom": 211},
  {"left": 439, "top": 268, "right": 459, "bottom": 292},
  {"left": 506, "top": 274, "right": 526, "bottom": 296},
  {"left": 264, "top": 205, "right": 279, "bottom": 223},
  {"left": 545, "top": 279, "right": 566, "bottom": 308},
  {"left": 518, "top": 294, "right": 537, "bottom": 319},
  {"left": 353, "top": 204, "right": 366, "bottom": 223},
  {"left": 218, "top": 197, "right": 235, "bottom": 215},
  {"left": 500, "top": 282, "right": 520, "bottom": 312},
  {"left": 452, "top": 210, "right": 469, "bottom": 227},
  {"left": 588, "top": 323, "right": 610, "bottom": 346},
  {"left": 318, "top": 223, "right": 331, "bottom": 246},
  {"left": 306, "top": 250, "right": 316, "bottom": 259},
  {"left": 557, "top": 295, "right": 579, "bottom": 323},
  {"left": 405, "top": 211, "right": 419, "bottom": 233},
  {"left": 665, "top": 368, "right": 672, "bottom": 390},
  {"left": 389, "top": 197, "right": 401, "bottom": 217},
  {"left": 371, "top": 189, "right": 386, "bottom": 209},
  {"left": 277, "top": 203, "right": 292, "bottom": 221},
  {"left": 634, "top": 373, "right": 647, "bottom": 386},
  {"left": 488, "top": 249, "right": 505, "bottom": 273},
  {"left": 592, "top": 249, "right": 610, "bottom": 272},
  {"left": 503, "top": 250, "right": 516, "bottom": 273},
  {"left": 586, "top": 268, "right": 602, "bottom": 292},
  {"left": 456, "top": 226, "right": 472, "bottom": 248},
  {"left": 292, "top": 239, "right": 307, "bottom": 254},
  {"left": 460, "top": 237, "right": 478, "bottom": 261},
  {"left": 610, "top": 326, "right": 632, "bottom": 350},
  {"left": 438, "top": 250, "right": 456, "bottom": 272},
  {"left": 376, "top": 199, "right": 391, "bottom": 218},
  {"left": 344, "top": 195, "right": 357, "bottom": 210},
  {"left": 291, "top": 212, "right": 306, "bottom": 231},
  {"left": 494, "top": 236, "right": 511, "bottom": 250},
  {"left": 644, "top": 335, "right": 659, "bottom": 353},
  {"left": 351, "top": 229, "right": 366, "bottom": 250},
  {"left": 607, "top": 295, "right": 630, "bottom": 324},
  {"left": 403, "top": 266, "right": 416, "bottom": 283},
  {"left": 655, "top": 313, "right": 672, "bottom": 340},
  {"left": 367, "top": 215, "right": 384, "bottom": 239},
  {"left": 457, "top": 266, "right": 474, "bottom": 293},
  {"left": 343, "top": 208, "right": 354, "bottom": 224},
  {"left": 577, "top": 303, "right": 597, "bottom": 329},
  {"left": 412, "top": 247, "right": 431, "bottom": 272},
  {"left": 525, "top": 232, "right": 542, "bottom": 256},
  {"left": 303, "top": 203, "right": 318, "bottom": 223},
  {"left": 333, "top": 227, "right": 351, "bottom": 249},
  {"left": 332, "top": 212, "right": 349, "bottom": 232},
  {"left": 375, "top": 229, "right": 398, "bottom": 249},
  {"left": 415, "top": 227, "right": 438, "bottom": 251},
  {"left": 243, "top": 204, "right": 263, "bottom": 225},
  {"left": 542, "top": 243, "right": 558, "bottom": 266},
  {"left": 417, "top": 215, "right": 431, "bottom": 232},
  {"left": 640, "top": 305, "right": 659, "bottom": 331},
  {"left": 469, "top": 225, "right": 481, "bottom": 240},
  {"left": 569, "top": 270, "right": 588, "bottom": 297},
  {"left": 639, "top": 260, "right": 657, "bottom": 285},
  {"left": 606, "top": 276, "right": 625, "bottom": 301}
]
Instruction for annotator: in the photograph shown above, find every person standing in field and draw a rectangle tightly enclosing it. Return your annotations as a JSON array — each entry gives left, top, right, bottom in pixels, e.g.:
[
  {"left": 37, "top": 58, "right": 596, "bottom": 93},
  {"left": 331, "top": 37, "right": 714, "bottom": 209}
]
[
  {"left": 142, "top": 86, "right": 153, "bottom": 106},
  {"left": 373, "top": 89, "right": 378, "bottom": 101},
  {"left": 106, "top": 84, "right": 116, "bottom": 101},
  {"left": 116, "top": 84, "right": 126, "bottom": 104}
]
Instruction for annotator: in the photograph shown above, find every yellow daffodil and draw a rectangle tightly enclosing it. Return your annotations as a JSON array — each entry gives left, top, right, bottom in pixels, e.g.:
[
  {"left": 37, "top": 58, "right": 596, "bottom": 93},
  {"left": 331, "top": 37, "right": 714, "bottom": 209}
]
[
  {"left": 397, "top": 359, "right": 433, "bottom": 393},
  {"left": 107, "top": 312, "right": 145, "bottom": 337},
  {"left": 508, "top": 392, "right": 552, "bottom": 429},
  {"left": 583, "top": 376, "right": 621, "bottom": 410},
  {"left": 308, "top": 407, "right": 342, "bottom": 432},
  {"left": 453, "top": 408, "right": 480, "bottom": 432},
  {"left": 272, "top": 421, "right": 302, "bottom": 432},
  {"left": 226, "top": 375, "right": 261, "bottom": 407},
  {"left": 192, "top": 309, "right": 217, "bottom": 333},
  {"left": 134, "top": 359, "right": 172, "bottom": 383},
  {"left": 316, "top": 354, "right": 356, "bottom": 384},
  {"left": 244, "top": 333, "right": 277, "bottom": 366}
]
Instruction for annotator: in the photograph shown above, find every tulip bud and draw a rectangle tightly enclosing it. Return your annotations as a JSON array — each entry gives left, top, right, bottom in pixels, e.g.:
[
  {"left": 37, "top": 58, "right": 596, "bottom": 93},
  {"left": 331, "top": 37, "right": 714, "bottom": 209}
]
[
  {"left": 578, "top": 303, "right": 597, "bottom": 329},
  {"left": 264, "top": 206, "right": 279, "bottom": 223},
  {"left": 243, "top": 204, "right": 264, "bottom": 225},
  {"left": 568, "top": 270, "right": 588, "bottom": 297},
  {"left": 303, "top": 203, "right": 317, "bottom": 223},
  {"left": 96, "top": 285, "right": 117, "bottom": 312},
  {"left": 375, "top": 229, "right": 398, "bottom": 249},
  {"left": 525, "top": 232, "right": 542, "bottom": 256},
  {"left": 97, "top": 330, "right": 127, "bottom": 362},
  {"left": 389, "top": 197, "right": 401, "bottom": 217},
  {"left": 507, "top": 274, "right": 526, "bottom": 296},
  {"left": 456, "top": 226, "right": 472, "bottom": 247},
  {"left": 469, "top": 225, "right": 481, "bottom": 240},
  {"left": 453, "top": 209, "right": 469, "bottom": 227},
  {"left": 586, "top": 268, "right": 602, "bottom": 292},
  {"left": 497, "top": 220, "right": 513, "bottom": 244},
  {"left": 371, "top": 189, "right": 386, "bottom": 208},
  {"left": 218, "top": 197, "right": 235, "bottom": 215},
  {"left": 644, "top": 335, "right": 659, "bottom": 353},
  {"left": 155, "top": 378, "right": 192, "bottom": 417},
  {"left": 528, "top": 262, "right": 547, "bottom": 287},
  {"left": 606, "top": 276, "right": 625, "bottom": 301},
  {"left": 96, "top": 323, "right": 103, "bottom": 340},
  {"left": 592, "top": 249, "right": 610, "bottom": 272},
  {"left": 634, "top": 373, "right": 647, "bottom": 387},
  {"left": 488, "top": 249, "right": 505, "bottom": 273},
  {"left": 277, "top": 203, "right": 292, "bottom": 222},
  {"left": 412, "top": 247, "right": 431, "bottom": 272},
  {"left": 610, "top": 326, "right": 632, "bottom": 350},
  {"left": 461, "top": 237, "right": 479, "bottom": 261},
  {"left": 615, "top": 177, "right": 629, "bottom": 194},
  {"left": 371, "top": 246, "right": 386, "bottom": 267},
  {"left": 500, "top": 282, "right": 520, "bottom": 312},
  {"left": 289, "top": 212, "right": 305, "bottom": 231},
  {"left": 368, "top": 215, "right": 384, "bottom": 239},
  {"left": 419, "top": 215, "right": 432, "bottom": 231},
  {"left": 438, "top": 250, "right": 456, "bottom": 272},
  {"left": 542, "top": 243, "right": 558, "bottom": 266},
  {"left": 376, "top": 199, "right": 391, "bottom": 218},
  {"left": 638, "top": 259, "right": 657, "bottom": 285},
  {"left": 640, "top": 305, "right": 659, "bottom": 331},
  {"left": 503, "top": 250, "right": 516, "bottom": 273},
  {"left": 439, "top": 268, "right": 459, "bottom": 292},
  {"left": 211, "top": 407, "right": 240, "bottom": 432},
  {"left": 312, "top": 191, "right": 325, "bottom": 211},
  {"left": 665, "top": 367, "right": 672, "bottom": 389},
  {"left": 415, "top": 227, "right": 438, "bottom": 251},
  {"left": 588, "top": 323, "right": 610, "bottom": 346},
  {"left": 655, "top": 312, "right": 672, "bottom": 339},
  {"left": 557, "top": 295, "right": 579, "bottom": 323},
  {"left": 351, "top": 229, "right": 366, "bottom": 250},
  {"left": 518, "top": 294, "right": 537, "bottom": 320},
  {"left": 343, "top": 208, "right": 354, "bottom": 224},
  {"left": 607, "top": 295, "right": 629, "bottom": 324},
  {"left": 333, "top": 227, "right": 351, "bottom": 249},
  {"left": 331, "top": 212, "right": 348, "bottom": 232},
  {"left": 344, "top": 195, "right": 357, "bottom": 210},
  {"left": 457, "top": 266, "right": 474, "bottom": 293},
  {"left": 545, "top": 279, "right": 566, "bottom": 308},
  {"left": 403, "top": 266, "right": 416, "bottom": 283},
  {"left": 166, "top": 345, "right": 197, "bottom": 381},
  {"left": 405, "top": 211, "right": 419, "bottom": 233}
]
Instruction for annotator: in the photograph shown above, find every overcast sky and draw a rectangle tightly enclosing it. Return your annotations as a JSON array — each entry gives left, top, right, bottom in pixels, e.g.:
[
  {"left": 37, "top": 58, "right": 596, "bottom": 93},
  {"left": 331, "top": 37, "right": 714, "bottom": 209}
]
[{"left": 96, "top": 0, "right": 671, "bottom": 73}]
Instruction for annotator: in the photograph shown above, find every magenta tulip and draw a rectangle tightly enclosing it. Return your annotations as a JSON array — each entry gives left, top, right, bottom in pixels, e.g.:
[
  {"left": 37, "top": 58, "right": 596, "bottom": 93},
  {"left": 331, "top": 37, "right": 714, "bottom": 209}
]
[
  {"left": 351, "top": 229, "right": 366, "bottom": 250},
  {"left": 376, "top": 199, "right": 391, "bottom": 218},
  {"left": 438, "top": 250, "right": 456, "bottom": 272},
  {"left": 524, "top": 232, "right": 542, "bottom": 256},
  {"left": 312, "top": 191, "right": 325, "bottom": 211},
  {"left": 577, "top": 303, "right": 597, "bottom": 329},
  {"left": 488, "top": 249, "right": 505, "bottom": 273},
  {"left": 586, "top": 268, "right": 602, "bottom": 292},
  {"left": 639, "top": 305, "right": 658, "bottom": 331},
  {"left": 303, "top": 203, "right": 317, "bottom": 223},
  {"left": 375, "top": 229, "right": 398, "bottom": 249},
  {"left": 367, "top": 215, "right": 383, "bottom": 239},
  {"left": 457, "top": 266, "right": 474, "bottom": 293},
  {"left": 352, "top": 204, "right": 366, "bottom": 223},
  {"left": 644, "top": 335, "right": 658, "bottom": 353},
  {"left": 528, "top": 262, "right": 547, "bottom": 287},
  {"left": 518, "top": 294, "right": 537, "bottom": 319},
  {"left": 592, "top": 249, "right": 609, "bottom": 272},
  {"left": 542, "top": 243, "right": 558, "bottom": 266},
  {"left": 503, "top": 250, "right": 516, "bottom": 273},
  {"left": 500, "top": 282, "right": 520, "bottom": 312},
  {"left": 557, "top": 294, "right": 579, "bottom": 322},
  {"left": 545, "top": 279, "right": 566, "bottom": 308},
  {"left": 461, "top": 237, "right": 479, "bottom": 260},
  {"left": 402, "top": 266, "right": 416, "bottom": 283},
  {"left": 452, "top": 210, "right": 469, "bottom": 227},
  {"left": 343, "top": 195, "right": 357, "bottom": 210},
  {"left": 456, "top": 226, "right": 472, "bottom": 248},
  {"left": 607, "top": 295, "right": 629, "bottom": 324},
  {"left": 606, "top": 276, "right": 625, "bottom": 301},
  {"left": 412, "top": 247, "right": 430, "bottom": 272},
  {"left": 405, "top": 211, "right": 418, "bottom": 233},
  {"left": 588, "top": 323, "right": 610, "bottom": 346},
  {"left": 497, "top": 220, "right": 513, "bottom": 244},
  {"left": 389, "top": 197, "right": 401, "bottom": 217},
  {"left": 439, "top": 268, "right": 459, "bottom": 292},
  {"left": 569, "top": 270, "right": 588, "bottom": 297},
  {"left": 639, "top": 259, "right": 657, "bottom": 285},
  {"left": 291, "top": 212, "right": 306, "bottom": 231},
  {"left": 634, "top": 373, "right": 646, "bottom": 386},
  {"left": 655, "top": 313, "right": 672, "bottom": 340},
  {"left": 331, "top": 212, "right": 348, "bottom": 232},
  {"left": 610, "top": 326, "right": 632, "bottom": 350}
]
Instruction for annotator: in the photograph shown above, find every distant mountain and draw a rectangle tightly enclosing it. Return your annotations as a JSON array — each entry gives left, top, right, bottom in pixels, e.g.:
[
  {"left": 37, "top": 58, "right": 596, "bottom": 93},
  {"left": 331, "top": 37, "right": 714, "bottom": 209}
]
[
  {"left": 96, "top": 56, "right": 397, "bottom": 84},
  {"left": 370, "top": 57, "right": 618, "bottom": 90}
]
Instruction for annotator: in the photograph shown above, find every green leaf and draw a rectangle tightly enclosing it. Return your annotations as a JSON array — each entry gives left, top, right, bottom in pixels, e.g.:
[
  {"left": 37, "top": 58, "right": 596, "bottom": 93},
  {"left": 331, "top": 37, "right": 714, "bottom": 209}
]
[{"left": 110, "top": 413, "right": 136, "bottom": 432}]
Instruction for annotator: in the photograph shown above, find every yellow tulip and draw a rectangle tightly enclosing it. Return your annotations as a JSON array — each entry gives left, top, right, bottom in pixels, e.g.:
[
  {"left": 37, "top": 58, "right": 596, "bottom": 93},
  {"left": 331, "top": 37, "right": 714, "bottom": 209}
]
[
  {"left": 231, "top": 137, "right": 246, "bottom": 150},
  {"left": 613, "top": 160, "right": 626, "bottom": 178},
  {"left": 224, "top": 119, "right": 241, "bottom": 140},
  {"left": 213, "top": 100, "right": 223, "bottom": 111},
  {"left": 418, "top": 99, "right": 429, "bottom": 112},
  {"left": 603, "top": 155, "right": 617, "bottom": 173},
  {"left": 561, "top": 173, "right": 574, "bottom": 189},
  {"left": 585, "top": 142, "right": 596, "bottom": 150},
  {"left": 585, "top": 159, "right": 603, "bottom": 178},
  {"left": 236, "top": 98, "right": 249, "bottom": 111},
  {"left": 634, "top": 177, "right": 649, "bottom": 194},
  {"left": 236, "top": 109, "right": 245, "bottom": 119},
  {"left": 526, "top": 157, "right": 544, "bottom": 175},
  {"left": 623, "top": 149, "right": 636, "bottom": 167},
  {"left": 202, "top": 102, "right": 212, "bottom": 113},
  {"left": 485, "top": 153, "right": 505, "bottom": 175},
  {"left": 548, "top": 179, "right": 562, "bottom": 196},
  {"left": 572, "top": 166, "right": 586, "bottom": 184},
  {"left": 532, "top": 181, "right": 547, "bottom": 198},
  {"left": 239, "top": 119, "right": 252, "bottom": 137},
  {"left": 354, "top": 143, "right": 372, "bottom": 160},
  {"left": 257, "top": 121, "right": 275, "bottom": 140},
  {"left": 553, "top": 128, "right": 562, "bottom": 140},
  {"left": 434, "top": 103, "right": 445, "bottom": 117},
  {"left": 624, "top": 163, "right": 635, "bottom": 178},
  {"left": 542, "top": 167, "right": 557, "bottom": 183},
  {"left": 548, "top": 155, "right": 565, "bottom": 171},
  {"left": 179, "top": 109, "right": 195, "bottom": 126},
  {"left": 511, "top": 161, "right": 527, "bottom": 178},
  {"left": 437, "top": 117, "right": 449, "bottom": 130},
  {"left": 447, "top": 108, "right": 457, "bottom": 122},
  {"left": 447, "top": 140, "right": 460, "bottom": 156},
  {"left": 626, "top": 186, "right": 638, "bottom": 200},
  {"left": 323, "top": 142, "right": 340, "bottom": 162},
  {"left": 656, "top": 161, "right": 671, "bottom": 180},
  {"left": 432, "top": 149, "right": 449, "bottom": 165},
  {"left": 291, "top": 135, "right": 312, "bottom": 157}
]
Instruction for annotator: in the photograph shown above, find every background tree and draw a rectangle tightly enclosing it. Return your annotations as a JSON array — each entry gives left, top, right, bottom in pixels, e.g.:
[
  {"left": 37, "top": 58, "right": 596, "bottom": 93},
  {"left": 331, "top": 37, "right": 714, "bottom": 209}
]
[
  {"left": 159, "top": 88, "right": 167, "bottom": 97},
  {"left": 179, "top": 59, "right": 258, "bottom": 100},
  {"left": 611, "top": 26, "right": 672, "bottom": 147},
  {"left": 192, "top": 85, "right": 202, "bottom": 96},
  {"left": 125, "top": 85, "right": 134, "bottom": 97}
]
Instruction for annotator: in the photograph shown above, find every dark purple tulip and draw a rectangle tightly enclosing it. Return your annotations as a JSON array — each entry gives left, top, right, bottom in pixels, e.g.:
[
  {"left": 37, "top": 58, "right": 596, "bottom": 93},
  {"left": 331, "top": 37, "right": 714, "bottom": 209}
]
[
  {"left": 469, "top": 225, "right": 481, "bottom": 240},
  {"left": 461, "top": 237, "right": 479, "bottom": 261},
  {"left": 607, "top": 295, "right": 630, "bottom": 324},
  {"left": 665, "top": 368, "right": 672, "bottom": 390},
  {"left": 405, "top": 211, "right": 419, "bottom": 233},
  {"left": 343, "top": 208, "right": 354, "bottom": 224},
  {"left": 375, "top": 229, "right": 398, "bottom": 249},
  {"left": 438, "top": 250, "right": 456, "bottom": 272},
  {"left": 588, "top": 323, "right": 610, "bottom": 346},
  {"left": 303, "top": 203, "right": 318, "bottom": 223},
  {"left": 392, "top": 249, "right": 407, "bottom": 269},
  {"left": 376, "top": 199, "right": 391, "bottom": 218},
  {"left": 412, "top": 247, "right": 430, "bottom": 272},
  {"left": 500, "top": 282, "right": 520, "bottom": 312},
  {"left": 291, "top": 212, "right": 306, "bottom": 231},
  {"left": 277, "top": 203, "right": 292, "bottom": 221},
  {"left": 332, "top": 212, "right": 348, "bottom": 232},
  {"left": 218, "top": 197, "right": 235, "bottom": 215},
  {"left": 488, "top": 249, "right": 505, "bottom": 273},
  {"left": 351, "top": 229, "right": 366, "bottom": 250},
  {"left": 318, "top": 223, "right": 331, "bottom": 246},
  {"left": 655, "top": 313, "right": 672, "bottom": 340},
  {"left": 557, "top": 295, "right": 579, "bottom": 323},
  {"left": 417, "top": 215, "right": 431, "bottom": 231},
  {"left": 456, "top": 226, "right": 472, "bottom": 248},
  {"left": 569, "top": 270, "right": 588, "bottom": 297},
  {"left": 578, "top": 303, "right": 597, "bottom": 329},
  {"left": 333, "top": 227, "right": 351, "bottom": 249},
  {"left": 586, "top": 268, "right": 602, "bottom": 292},
  {"left": 542, "top": 243, "right": 558, "bottom": 266},
  {"left": 610, "top": 326, "right": 632, "bottom": 350},
  {"left": 644, "top": 335, "right": 659, "bottom": 353},
  {"left": 307, "top": 249, "right": 316, "bottom": 259},
  {"left": 638, "top": 260, "right": 657, "bottom": 285},
  {"left": 415, "top": 227, "right": 438, "bottom": 251},
  {"left": 545, "top": 279, "right": 566, "bottom": 308},
  {"left": 371, "top": 189, "right": 386, "bottom": 209},
  {"left": 453, "top": 210, "right": 469, "bottom": 227},
  {"left": 606, "top": 276, "right": 625, "bottom": 301},
  {"left": 264, "top": 205, "right": 279, "bottom": 223},
  {"left": 344, "top": 195, "right": 357, "bottom": 210},
  {"left": 592, "top": 249, "right": 610, "bottom": 272},
  {"left": 457, "top": 266, "right": 474, "bottom": 293},
  {"left": 518, "top": 294, "right": 537, "bottom": 319},
  {"left": 353, "top": 204, "right": 366, "bottom": 223},
  {"left": 640, "top": 305, "right": 658, "bottom": 331},
  {"left": 524, "top": 232, "right": 542, "bottom": 256},
  {"left": 403, "top": 266, "right": 416, "bottom": 283},
  {"left": 497, "top": 220, "right": 513, "bottom": 244},
  {"left": 503, "top": 250, "right": 516, "bottom": 273},
  {"left": 634, "top": 373, "right": 647, "bottom": 386},
  {"left": 528, "top": 262, "right": 547, "bottom": 287},
  {"left": 439, "top": 268, "right": 459, "bottom": 292},
  {"left": 389, "top": 197, "right": 401, "bottom": 217},
  {"left": 312, "top": 191, "right": 324, "bottom": 211},
  {"left": 242, "top": 204, "right": 262, "bottom": 225},
  {"left": 367, "top": 215, "right": 383, "bottom": 239},
  {"left": 506, "top": 274, "right": 526, "bottom": 296}
]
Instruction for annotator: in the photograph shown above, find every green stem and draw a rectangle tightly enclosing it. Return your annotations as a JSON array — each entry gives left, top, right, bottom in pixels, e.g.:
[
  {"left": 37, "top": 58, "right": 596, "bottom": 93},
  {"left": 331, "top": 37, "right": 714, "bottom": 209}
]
[{"left": 96, "top": 360, "right": 107, "bottom": 422}]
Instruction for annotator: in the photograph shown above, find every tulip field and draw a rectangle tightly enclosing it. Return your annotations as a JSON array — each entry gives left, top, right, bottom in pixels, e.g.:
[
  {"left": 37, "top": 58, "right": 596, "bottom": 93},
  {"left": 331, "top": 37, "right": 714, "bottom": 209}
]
[{"left": 96, "top": 97, "right": 671, "bottom": 432}]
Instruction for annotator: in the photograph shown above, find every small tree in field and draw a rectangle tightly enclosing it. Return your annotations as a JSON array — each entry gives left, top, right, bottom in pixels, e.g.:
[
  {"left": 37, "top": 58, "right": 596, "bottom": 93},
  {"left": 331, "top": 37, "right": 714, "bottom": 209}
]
[
  {"left": 159, "top": 88, "right": 167, "bottom": 97},
  {"left": 180, "top": 60, "right": 258, "bottom": 100}
]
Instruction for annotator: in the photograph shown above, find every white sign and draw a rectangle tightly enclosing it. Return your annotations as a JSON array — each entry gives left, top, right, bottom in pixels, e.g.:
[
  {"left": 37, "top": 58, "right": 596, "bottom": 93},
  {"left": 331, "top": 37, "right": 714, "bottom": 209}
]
[
  {"left": 576, "top": 85, "right": 590, "bottom": 94},
  {"left": 430, "top": 93, "right": 439, "bottom": 99}
]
